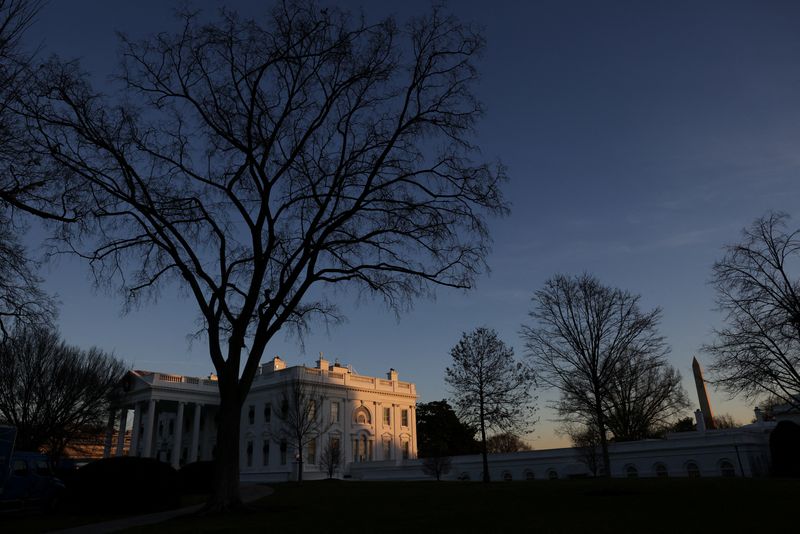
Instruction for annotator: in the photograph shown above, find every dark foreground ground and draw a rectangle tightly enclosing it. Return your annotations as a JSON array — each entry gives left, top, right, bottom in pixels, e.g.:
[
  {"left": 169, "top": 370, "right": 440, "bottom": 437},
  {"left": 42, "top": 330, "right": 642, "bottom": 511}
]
[
  {"left": 6, "top": 478, "right": 799, "bottom": 533},
  {"left": 122, "top": 478, "right": 798, "bottom": 534}
]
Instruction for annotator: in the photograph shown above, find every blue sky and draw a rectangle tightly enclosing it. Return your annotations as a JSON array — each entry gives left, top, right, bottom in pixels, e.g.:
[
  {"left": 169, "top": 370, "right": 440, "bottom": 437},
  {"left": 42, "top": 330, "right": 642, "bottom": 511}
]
[{"left": 22, "top": 1, "right": 800, "bottom": 448}]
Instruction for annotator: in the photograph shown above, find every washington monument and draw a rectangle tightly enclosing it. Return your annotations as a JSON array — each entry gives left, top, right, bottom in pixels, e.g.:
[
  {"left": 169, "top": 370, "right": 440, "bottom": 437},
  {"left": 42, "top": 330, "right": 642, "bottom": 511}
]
[{"left": 692, "top": 357, "right": 716, "bottom": 430}]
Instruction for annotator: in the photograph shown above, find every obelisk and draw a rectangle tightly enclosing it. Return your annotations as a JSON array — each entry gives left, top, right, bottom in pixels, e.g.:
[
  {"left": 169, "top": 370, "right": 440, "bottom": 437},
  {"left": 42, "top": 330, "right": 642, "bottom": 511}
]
[{"left": 692, "top": 357, "right": 716, "bottom": 430}]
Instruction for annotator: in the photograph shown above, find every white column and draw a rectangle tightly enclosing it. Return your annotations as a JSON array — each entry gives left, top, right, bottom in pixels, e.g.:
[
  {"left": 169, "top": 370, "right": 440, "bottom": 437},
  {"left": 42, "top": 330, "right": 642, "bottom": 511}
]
[
  {"left": 410, "top": 405, "right": 417, "bottom": 459},
  {"left": 130, "top": 402, "right": 142, "bottom": 456},
  {"left": 116, "top": 408, "right": 129, "bottom": 456},
  {"left": 393, "top": 403, "right": 401, "bottom": 466},
  {"left": 189, "top": 403, "right": 202, "bottom": 463},
  {"left": 103, "top": 408, "right": 116, "bottom": 458},
  {"left": 342, "top": 397, "right": 351, "bottom": 469},
  {"left": 172, "top": 402, "right": 185, "bottom": 469},
  {"left": 142, "top": 399, "right": 157, "bottom": 458}
]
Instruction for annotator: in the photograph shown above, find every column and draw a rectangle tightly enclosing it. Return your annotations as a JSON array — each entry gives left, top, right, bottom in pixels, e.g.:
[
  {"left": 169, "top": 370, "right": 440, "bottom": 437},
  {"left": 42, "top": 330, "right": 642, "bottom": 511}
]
[
  {"left": 171, "top": 402, "right": 185, "bottom": 469},
  {"left": 342, "top": 397, "right": 351, "bottom": 470},
  {"left": 103, "top": 408, "right": 117, "bottom": 458},
  {"left": 142, "top": 399, "right": 157, "bottom": 458},
  {"left": 410, "top": 405, "right": 417, "bottom": 459},
  {"left": 116, "top": 408, "right": 129, "bottom": 456},
  {"left": 393, "top": 403, "right": 401, "bottom": 465},
  {"left": 130, "top": 402, "right": 142, "bottom": 456},
  {"left": 189, "top": 403, "right": 202, "bottom": 463}
]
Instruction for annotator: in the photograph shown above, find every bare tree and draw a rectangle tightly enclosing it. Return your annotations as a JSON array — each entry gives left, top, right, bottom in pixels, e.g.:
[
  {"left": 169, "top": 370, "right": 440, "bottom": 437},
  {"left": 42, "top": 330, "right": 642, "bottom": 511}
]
[
  {"left": 17, "top": 2, "right": 507, "bottom": 509},
  {"left": 445, "top": 327, "right": 536, "bottom": 483},
  {"left": 422, "top": 453, "right": 452, "bottom": 481},
  {"left": 274, "top": 377, "right": 330, "bottom": 482},
  {"left": 0, "top": 327, "right": 127, "bottom": 460},
  {"left": 564, "top": 424, "right": 601, "bottom": 477},
  {"left": 318, "top": 437, "right": 340, "bottom": 479},
  {"left": 706, "top": 213, "right": 800, "bottom": 411},
  {"left": 522, "top": 273, "right": 667, "bottom": 476},
  {"left": 486, "top": 432, "right": 531, "bottom": 453},
  {"left": 600, "top": 353, "right": 688, "bottom": 441},
  {"left": 0, "top": 0, "right": 56, "bottom": 339}
]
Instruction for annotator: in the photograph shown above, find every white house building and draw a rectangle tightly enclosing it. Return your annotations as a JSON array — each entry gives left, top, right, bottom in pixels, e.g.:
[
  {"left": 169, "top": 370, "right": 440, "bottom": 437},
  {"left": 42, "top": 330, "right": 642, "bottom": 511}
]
[
  {"left": 106, "top": 355, "right": 779, "bottom": 481},
  {"left": 107, "top": 357, "right": 419, "bottom": 481}
]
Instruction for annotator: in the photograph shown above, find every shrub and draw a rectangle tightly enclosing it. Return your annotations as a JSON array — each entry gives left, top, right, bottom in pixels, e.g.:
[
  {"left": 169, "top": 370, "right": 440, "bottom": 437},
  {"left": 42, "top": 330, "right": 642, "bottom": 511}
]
[
  {"left": 179, "top": 461, "right": 215, "bottom": 495},
  {"left": 70, "top": 457, "right": 180, "bottom": 513}
]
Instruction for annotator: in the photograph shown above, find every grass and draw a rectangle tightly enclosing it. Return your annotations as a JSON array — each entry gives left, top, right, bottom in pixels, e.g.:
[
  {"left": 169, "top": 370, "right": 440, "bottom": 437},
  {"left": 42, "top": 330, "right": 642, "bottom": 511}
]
[
  {"left": 118, "top": 477, "right": 800, "bottom": 534},
  {"left": 1, "top": 493, "right": 207, "bottom": 534}
]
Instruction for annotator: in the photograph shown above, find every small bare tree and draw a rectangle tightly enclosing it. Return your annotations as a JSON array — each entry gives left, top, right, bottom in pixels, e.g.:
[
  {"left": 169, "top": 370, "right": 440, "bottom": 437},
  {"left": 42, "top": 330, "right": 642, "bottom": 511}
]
[
  {"left": 445, "top": 327, "right": 536, "bottom": 483},
  {"left": 523, "top": 274, "right": 668, "bottom": 476},
  {"left": 319, "top": 437, "right": 341, "bottom": 479},
  {"left": 565, "top": 424, "right": 601, "bottom": 477},
  {"left": 274, "top": 377, "right": 330, "bottom": 482},
  {"left": 422, "top": 454, "right": 452, "bottom": 481},
  {"left": 706, "top": 213, "right": 800, "bottom": 411},
  {"left": 0, "top": 327, "right": 127, "bottom": 460},
  {"left": 16, "top": 2, "right": 507, "bottom": 509}
]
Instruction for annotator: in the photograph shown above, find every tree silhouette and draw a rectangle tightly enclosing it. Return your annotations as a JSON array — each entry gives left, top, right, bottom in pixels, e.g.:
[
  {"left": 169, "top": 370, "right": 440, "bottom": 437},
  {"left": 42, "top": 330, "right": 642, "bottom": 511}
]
[
  {"left": 523, "top": 274, "right": 667, "bottom": 476},
  {"left": 445, "top": 327, "right": 535, "bottom": 483},
  {"left": 706, "top": 213, "right": 800, "bottom": 411},
  {"left": 18, "top": 2, "right": 507, "bottom": 509}
]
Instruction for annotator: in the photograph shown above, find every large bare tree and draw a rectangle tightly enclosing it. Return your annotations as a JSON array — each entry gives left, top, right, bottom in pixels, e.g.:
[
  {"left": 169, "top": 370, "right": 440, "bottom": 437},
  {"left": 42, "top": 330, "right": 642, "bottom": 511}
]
[
  {"left": 706, "top": 212, "right": 800, "bottom": 410},
  {"left": 0, "top": 0, "right": 56, "bottom": 338},
  {"left": 17, "top": 3, "right": 507, "bottom": 509},
  {"left": 445, "top": 327, "right": 535, "bottom": 483},
  {"left": 522, "top": 274, "right": 667, "bottom": 476},
  {"left": 0, "top": 327, "right": 126, "bottom": 460}
]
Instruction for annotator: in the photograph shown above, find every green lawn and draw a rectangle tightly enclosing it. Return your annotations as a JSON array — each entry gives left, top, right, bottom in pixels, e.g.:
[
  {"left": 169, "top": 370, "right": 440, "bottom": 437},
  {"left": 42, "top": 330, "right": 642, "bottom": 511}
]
[{"left": 121, "top": 478, "right": 799, "bottom": 534}]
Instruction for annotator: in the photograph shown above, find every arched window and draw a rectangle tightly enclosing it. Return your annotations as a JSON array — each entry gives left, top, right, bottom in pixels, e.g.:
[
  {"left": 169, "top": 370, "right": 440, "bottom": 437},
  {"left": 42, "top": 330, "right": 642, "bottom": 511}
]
[
  {"left": 654, "top": 463, "right": 668, "bottom": 478},
  {"left": 625, "top": 465, "right": 638, "bottom": 479},
  {"left": 458, "top": 472, "right": 470, "bottom": 481},
  {"left": 524, "top": 469, "right": 535, "bottom": 481},
  {"left": 686, "top": 461, "right": 700, "bottom": 478},
  {"left": 547, "top": 469, "right": 558, "bottom": 480},
  {"left": 502, "top": 471, "right": 513, "bottom": 482},
  {"left": 719, "top": 460, "right": 736, "bottom": 477},
  {"left": 354, "top": 406, "right": 371, "bottom": 425}
]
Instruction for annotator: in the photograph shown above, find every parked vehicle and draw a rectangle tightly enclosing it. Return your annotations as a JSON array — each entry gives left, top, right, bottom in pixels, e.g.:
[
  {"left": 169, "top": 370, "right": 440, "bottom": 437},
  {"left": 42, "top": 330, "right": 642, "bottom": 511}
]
[{"left": 0, "top": 427, "right": 65, "bottom": 512}]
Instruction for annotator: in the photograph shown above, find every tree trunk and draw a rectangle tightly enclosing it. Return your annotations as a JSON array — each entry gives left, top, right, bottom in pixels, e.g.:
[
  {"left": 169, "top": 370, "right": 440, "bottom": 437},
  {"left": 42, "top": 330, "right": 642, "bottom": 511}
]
[
  {"left": 297, "top": 449, "right": 304, "bottom": 483},
  {"left": 479, "top": 400, "right": 490, "bottom": 483},
  {"left": 206, "top": 377, "right": 243, "bottom": 511},
  {"left": 596, "top": 404, "right": 611, "bottom": 478}
]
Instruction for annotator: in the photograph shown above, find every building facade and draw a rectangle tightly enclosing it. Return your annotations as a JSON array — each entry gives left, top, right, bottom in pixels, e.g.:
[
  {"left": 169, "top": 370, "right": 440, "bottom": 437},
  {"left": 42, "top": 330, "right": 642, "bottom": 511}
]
[{"left": 106, "top": 357, "right": 419, "bottom": 481}]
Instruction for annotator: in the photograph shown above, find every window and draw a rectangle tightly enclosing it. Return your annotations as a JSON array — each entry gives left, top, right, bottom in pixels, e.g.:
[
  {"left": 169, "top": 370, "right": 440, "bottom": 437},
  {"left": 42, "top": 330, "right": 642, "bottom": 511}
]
[
  {"left": 12, "top": 459, "right": 28, "bottom": 477},
  {"left": 169, "top": 419, "right": 174, "bottom": 435},
  {"left": 308, "top": 400, "right": 316, "bottom": 420},
  {"left": 264, "top": 403, "right": 271, "bottom": 423},
  {"left": 502, "top": 471, "right": 513, "bottom": 482},
  {"left": 248, "top": 405, "right": 255, "bottom": 425},
  {"left": 720, "top": 460, "right": 736, "bottom": 477},
  {"left": 158, "top": 421, "right": 164, "bottom": 437},
  {"left": 547, "top": 469, "right": 558, "bottom": 480},
  {"left": 402, "top": 440, "right": 410, "bottom": 460},
  {"left": 280, "top": 440, "right": 287, "bottom": 465},
  {"left": 458, "top": 472, "right": 470, "bottom": 481},
  {"left": 307, "top": 439, "right": 316, "bottom": 464},
  {"left": 686, "top": 462, "right": 701, "bottom": 478},
  {"left": 281, "top": 399, "right": 289, "bottom": 419},
  {"left": 246, "top": 441, "right": 253, "bottom": 467},
  {"left": 354, "top": 406, "right": 370, "bottom": 425},
  {"left": 654, "top": 463, "right": 668, "bottom": 478},
  {"left": 262, "top": 440, "right": 270, "bottom": 466},
  {"left": 625, "top": 465, "right": 638, "bottom": 479},
  {"left": 330, "top": 402, "right": 340, "bottom": 423},
  {"left": 401, "top": 409, "right": 409, "bottom": 427},
  {"left": 524, "top": 470, "right": 535, "bottom": 481},
  {"left": 382, "top": 437, "right": 392, "bottom": 460},
  {"left": 36, "top": 460, "right": 51, "bottom": 476},
  {"left": 383, "top": 407, "right": 391, "bottom": 426}
]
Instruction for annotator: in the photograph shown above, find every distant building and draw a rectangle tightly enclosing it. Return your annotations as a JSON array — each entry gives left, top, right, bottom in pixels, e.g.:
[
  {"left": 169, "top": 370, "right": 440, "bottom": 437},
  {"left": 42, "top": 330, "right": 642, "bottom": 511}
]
[{"left": 107, "top": 357, "right": 418, "bottom": 481}]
